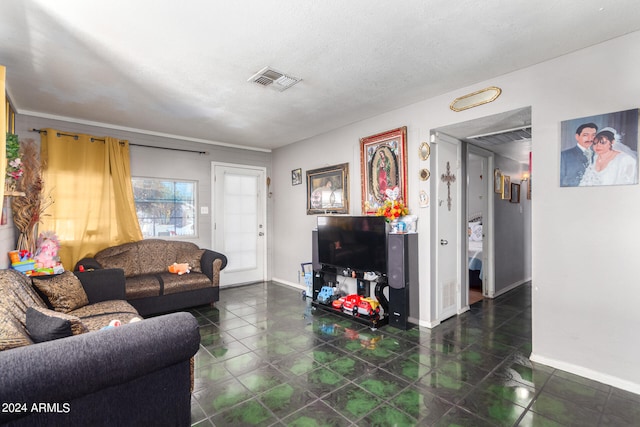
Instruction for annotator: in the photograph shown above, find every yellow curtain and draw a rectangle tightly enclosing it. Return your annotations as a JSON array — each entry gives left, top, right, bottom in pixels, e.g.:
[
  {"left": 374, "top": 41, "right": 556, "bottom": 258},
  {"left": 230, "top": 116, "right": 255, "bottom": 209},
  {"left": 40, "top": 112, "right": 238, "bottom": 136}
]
[
  {"left": 40, "top": 129, "right": 142, "bottom": 269},
  {"left": 0, "top": 66, "right": 6, "bottom": 212}
]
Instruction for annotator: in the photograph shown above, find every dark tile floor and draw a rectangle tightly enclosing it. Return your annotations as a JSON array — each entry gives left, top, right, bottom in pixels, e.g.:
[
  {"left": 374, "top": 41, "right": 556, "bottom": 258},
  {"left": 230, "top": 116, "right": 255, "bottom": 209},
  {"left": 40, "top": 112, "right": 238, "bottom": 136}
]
[{"left": 188, "top": 282, "right": 640, "bottom": 426}]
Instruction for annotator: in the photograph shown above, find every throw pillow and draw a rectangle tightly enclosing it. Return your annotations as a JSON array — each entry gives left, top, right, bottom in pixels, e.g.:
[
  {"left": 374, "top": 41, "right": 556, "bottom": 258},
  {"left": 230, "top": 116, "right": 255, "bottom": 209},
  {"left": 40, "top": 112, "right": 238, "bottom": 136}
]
[
  {"left": 25, "top": 306, "right": 87, "bottom": 343},
  {"left": 469, "top": 223, "right": 483, "bottom": 242},
  {"left": 31, "top": 271, "right": 89, "bottom": 313}
]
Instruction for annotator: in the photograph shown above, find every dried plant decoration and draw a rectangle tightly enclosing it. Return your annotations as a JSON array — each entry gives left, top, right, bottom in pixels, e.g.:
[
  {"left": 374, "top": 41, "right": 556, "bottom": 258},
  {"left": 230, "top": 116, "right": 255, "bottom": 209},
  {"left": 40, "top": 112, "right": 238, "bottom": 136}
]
[{"left": 11, "top": 138, "right": 53, "bottom": 253}]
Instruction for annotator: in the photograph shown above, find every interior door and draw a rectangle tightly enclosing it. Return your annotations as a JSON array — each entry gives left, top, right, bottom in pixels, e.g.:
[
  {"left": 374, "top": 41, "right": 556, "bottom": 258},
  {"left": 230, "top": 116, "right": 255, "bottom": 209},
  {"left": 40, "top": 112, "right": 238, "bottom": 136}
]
[
  {"left": 213, "top": 163, "right": 266, "bottom": 286},
  {"left": 467, "top": 146, "right": 496, "bottom": 304},
  {"left": 433, "top": 133, "right": 461, "bottom": 321}
]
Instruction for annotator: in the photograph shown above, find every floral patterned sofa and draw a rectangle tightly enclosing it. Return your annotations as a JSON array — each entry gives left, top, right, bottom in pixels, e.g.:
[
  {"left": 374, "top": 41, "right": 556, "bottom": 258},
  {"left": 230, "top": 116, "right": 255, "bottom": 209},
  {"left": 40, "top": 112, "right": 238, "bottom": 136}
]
[
  {"left": 75, "top": 239, "right": 227, "bottom": 316},
  {"left": 0, "top": 268, "right": 199, "bottom": 426}
]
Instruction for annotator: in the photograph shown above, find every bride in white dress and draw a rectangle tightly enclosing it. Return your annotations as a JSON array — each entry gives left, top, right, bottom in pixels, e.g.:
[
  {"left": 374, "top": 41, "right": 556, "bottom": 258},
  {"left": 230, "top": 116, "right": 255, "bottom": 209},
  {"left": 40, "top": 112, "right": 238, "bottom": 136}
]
[{"left": 579, "top": 127, "right": 638, "bottom": 186}]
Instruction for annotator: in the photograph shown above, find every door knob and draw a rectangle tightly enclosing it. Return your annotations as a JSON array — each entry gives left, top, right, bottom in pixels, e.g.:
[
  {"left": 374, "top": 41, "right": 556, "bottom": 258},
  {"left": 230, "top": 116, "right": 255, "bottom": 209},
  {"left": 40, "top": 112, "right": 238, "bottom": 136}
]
[{"left": 440, "top": 239, "right": 448, "bottom": 245}]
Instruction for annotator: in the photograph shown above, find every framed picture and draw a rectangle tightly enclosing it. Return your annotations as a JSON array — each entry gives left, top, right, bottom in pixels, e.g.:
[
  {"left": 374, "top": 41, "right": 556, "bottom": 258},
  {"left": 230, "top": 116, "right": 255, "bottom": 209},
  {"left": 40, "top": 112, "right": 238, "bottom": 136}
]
[
  {"left": 360, "top": 127, "right": 408, "bottom": 214},
  {"left": 526, "top": 178, "right": 531, "bottom": 200},
  {"left": 493, "top": 168, "right": 502, "bottom": 193},
  {"left": 510, "top": 183, "right": 520, "bottom": 203},
  {"left": 291, "top": 168, "right": 302, "bottom": 185},
  {"left": 560, "top": 108, "right": 638, "bottom": 187},
  {"left": 501, "top": 175, "right": 511, "bottom": 200},
  {"left": 306, "top": 163, "right": 349, "bottom": 215}
]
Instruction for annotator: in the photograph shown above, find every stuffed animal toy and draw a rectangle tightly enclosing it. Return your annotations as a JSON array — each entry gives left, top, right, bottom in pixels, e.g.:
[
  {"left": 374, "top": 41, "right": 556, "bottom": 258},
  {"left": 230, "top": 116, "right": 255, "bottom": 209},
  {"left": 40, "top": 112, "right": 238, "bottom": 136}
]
[
  {"left": 168, "top": 262, "right": 191, "bottom": 275},
  {"left": 34, "top": 231, "right": 61, "bottom": 269}
]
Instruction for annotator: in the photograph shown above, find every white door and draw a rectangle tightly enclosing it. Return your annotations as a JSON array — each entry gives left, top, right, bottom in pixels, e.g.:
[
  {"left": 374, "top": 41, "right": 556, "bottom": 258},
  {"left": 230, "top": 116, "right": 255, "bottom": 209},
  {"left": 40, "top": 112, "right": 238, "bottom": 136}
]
[
  {"left": 213, "top": 163, "right": 266, "bottom": 286},
  {"left": 433, "top": 133, "right": 461, "bottom": 321},
  {"left": 467, "top": 146, "right": 495, "bottom": 302}
]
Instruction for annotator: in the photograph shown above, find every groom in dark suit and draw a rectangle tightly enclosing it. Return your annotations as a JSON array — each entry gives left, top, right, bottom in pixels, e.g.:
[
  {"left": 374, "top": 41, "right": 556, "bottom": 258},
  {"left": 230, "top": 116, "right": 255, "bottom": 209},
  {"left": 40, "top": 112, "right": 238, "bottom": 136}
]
[{"left": 560, "top": 123, "right": 598, "bottom": 187}]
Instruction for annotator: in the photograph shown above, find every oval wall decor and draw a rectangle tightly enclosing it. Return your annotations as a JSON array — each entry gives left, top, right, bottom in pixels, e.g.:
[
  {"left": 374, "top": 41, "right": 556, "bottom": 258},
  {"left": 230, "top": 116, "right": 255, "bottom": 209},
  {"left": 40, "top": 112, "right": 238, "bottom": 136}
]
[{"left": 450, "top": 86, "right": 502, "bottom": 112}]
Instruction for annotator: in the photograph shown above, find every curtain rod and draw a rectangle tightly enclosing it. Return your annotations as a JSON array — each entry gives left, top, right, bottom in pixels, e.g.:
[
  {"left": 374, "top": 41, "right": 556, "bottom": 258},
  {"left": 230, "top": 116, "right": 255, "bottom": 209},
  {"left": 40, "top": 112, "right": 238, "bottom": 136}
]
[{"left": 29, "top": 128, "right": 209, "bottom": 155}]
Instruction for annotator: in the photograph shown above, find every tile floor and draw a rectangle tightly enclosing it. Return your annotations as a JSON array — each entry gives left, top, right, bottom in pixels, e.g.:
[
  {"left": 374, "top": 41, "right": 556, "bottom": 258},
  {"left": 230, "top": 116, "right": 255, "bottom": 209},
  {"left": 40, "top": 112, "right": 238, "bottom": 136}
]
[{"left": 188, "top": 282, "right": 640, "bottom": 426}]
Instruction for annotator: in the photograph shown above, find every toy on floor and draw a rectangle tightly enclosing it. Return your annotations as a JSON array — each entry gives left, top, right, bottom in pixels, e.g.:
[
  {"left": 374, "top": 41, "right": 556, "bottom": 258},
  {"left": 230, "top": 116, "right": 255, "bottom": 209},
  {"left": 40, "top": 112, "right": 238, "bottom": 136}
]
[{"left": 168, "top": 262, "right": 191, "bottom": 275}]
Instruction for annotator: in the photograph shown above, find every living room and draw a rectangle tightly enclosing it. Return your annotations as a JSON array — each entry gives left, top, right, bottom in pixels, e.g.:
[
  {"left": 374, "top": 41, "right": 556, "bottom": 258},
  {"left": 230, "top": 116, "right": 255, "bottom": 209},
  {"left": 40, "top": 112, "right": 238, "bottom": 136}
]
[{"left": 2, "top": 2, "right": 640, "bottom": 425}]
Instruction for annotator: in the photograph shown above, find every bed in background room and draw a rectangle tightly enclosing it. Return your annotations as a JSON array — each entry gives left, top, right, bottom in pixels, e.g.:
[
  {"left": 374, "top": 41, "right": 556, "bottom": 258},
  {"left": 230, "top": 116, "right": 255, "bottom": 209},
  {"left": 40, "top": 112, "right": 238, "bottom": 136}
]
[{"left": 468, "top": 213, "right": 483, "bottom": 290}]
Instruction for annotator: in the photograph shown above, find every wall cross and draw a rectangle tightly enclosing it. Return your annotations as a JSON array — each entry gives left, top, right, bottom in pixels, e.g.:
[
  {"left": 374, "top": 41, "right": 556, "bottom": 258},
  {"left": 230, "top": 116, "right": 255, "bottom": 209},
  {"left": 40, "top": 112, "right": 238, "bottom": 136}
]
[{"left": 441, "top": 161, "right": 456, "bottom": 211}]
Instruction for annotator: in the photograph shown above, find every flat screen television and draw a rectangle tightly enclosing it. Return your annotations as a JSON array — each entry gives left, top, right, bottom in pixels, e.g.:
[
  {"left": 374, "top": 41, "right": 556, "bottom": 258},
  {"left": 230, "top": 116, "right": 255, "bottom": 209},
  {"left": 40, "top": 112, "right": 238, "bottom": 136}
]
[{"left": 317, "top": 216, "right": 387, "bottom": 274}]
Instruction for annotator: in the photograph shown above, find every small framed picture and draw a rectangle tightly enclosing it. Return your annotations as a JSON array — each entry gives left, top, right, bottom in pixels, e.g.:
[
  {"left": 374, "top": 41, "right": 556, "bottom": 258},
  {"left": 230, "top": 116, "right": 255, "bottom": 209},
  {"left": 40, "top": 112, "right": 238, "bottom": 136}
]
[
  {"left": 527, "top": 178, "right": 531, "bottom": 200},
  {"left": 292, "top": 168, "right": 302, "bottom": 186},
  {"left": 494, "top": 169, "right": 502, "bottom": 193},
  {"left": 501, "top": 175, "right": 511, "bottom": 200},
  {"left": 510, "top": 183, "right": 520, "bottom": 203}
]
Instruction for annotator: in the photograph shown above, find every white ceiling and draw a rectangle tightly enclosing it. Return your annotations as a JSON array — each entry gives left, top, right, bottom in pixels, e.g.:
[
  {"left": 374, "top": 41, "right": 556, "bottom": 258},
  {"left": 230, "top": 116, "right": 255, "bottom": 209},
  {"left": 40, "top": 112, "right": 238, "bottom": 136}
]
[{"left": 2, "top": 1, "right": 640, "bottom": 151}]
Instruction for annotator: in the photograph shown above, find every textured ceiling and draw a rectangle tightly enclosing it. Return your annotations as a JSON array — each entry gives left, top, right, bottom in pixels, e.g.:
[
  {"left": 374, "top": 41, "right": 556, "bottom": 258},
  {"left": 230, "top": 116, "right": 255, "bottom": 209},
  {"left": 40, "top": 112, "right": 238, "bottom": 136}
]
[{"left": 1, "top": 1, "right": 640, "bottom": 151}]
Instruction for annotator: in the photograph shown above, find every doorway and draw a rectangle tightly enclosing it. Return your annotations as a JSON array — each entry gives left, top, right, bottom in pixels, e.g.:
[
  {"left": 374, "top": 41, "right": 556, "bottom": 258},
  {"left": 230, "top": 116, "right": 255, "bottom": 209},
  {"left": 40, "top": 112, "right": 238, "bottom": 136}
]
[
  {"left": 467, "top": 146, "right": 493, "bottom": 305},
  {"left": 212, "top": 163, "right": 267, "bottom": 287},
  {"left": 432, "top": 106, "right": 532, "bottom": 321}
]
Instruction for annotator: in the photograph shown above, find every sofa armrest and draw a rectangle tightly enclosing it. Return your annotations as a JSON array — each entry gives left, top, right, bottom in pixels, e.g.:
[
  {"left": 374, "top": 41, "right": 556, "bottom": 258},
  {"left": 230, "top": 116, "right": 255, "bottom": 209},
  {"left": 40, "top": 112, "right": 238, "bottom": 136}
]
[
  {"left": 0, "top": 312, "right": 199, "bottom": 424},
  {"left": 73, "top": 269, "right": 127, "bottom": 303},
  {"left": 201, "top": 249, "right": 227, "bottom": 283}
]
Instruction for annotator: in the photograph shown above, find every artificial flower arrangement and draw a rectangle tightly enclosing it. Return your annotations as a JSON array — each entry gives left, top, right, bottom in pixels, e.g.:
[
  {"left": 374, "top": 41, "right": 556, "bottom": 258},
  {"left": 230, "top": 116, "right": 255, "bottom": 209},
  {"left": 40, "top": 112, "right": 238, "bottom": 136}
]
[
  {"left": 376, "top": 187, "right": 408, "bottom": 221},
  {"left": 376, "top": 198, "right": 409, "bottom": 222},
  {"left": 5, "top": 133, "right": 23, "bottom": 191}
]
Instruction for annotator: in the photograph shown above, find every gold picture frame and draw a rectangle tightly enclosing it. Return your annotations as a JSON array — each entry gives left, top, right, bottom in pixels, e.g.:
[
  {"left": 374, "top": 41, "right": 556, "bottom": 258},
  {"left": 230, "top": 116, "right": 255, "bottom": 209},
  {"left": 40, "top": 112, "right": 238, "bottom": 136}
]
[
  {"left": 501, "top": 175, "right": 511, "bottom": 200},
  {"left": 306, "top": 163, "right": 349, "bottom": 215},
  {"left": 419, "top": 142, "right": 430, "bottom": 161}
]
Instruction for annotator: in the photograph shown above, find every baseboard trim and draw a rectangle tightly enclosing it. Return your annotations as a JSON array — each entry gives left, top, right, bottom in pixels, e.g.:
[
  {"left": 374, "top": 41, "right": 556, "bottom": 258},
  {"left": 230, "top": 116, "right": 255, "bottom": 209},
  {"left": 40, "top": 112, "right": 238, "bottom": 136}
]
[
  {"left": 489, "top": 278, "right": 530, "bottom": 298},
  {"left": 271, "top": 278, "right": 305, "bottom": 291},
  {"left": 530, "top": 352, "right": 640, "bottom": 395}
]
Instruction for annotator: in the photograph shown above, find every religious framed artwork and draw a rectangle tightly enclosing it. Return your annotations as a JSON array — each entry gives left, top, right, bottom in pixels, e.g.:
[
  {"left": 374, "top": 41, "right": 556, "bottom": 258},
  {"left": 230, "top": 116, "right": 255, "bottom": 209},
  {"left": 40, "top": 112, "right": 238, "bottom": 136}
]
[
  {"left": 510, "top": 183, "right": 520, "bottom": 203},
  {"left": 493, "top": 168, "right": 502, "bottom": 193},
  {"left": 560, "top": 108, "right": 639, "bottom": 187},
  {"left": 306, "top": 163, "right": 349, "bottom": 215},
  {"left": 501, "top": 175, "right": 511, "bottom": 200},
  {"left": 360, "top": 127, "right": 408, "bottom": 215},
  {"left": 291, "top": 168, "right": 302, "bottom": 185}
]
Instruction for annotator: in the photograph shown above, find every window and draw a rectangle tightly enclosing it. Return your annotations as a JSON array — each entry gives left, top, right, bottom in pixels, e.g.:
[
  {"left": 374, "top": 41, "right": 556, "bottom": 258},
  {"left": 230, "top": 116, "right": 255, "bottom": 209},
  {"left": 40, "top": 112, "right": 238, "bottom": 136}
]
[{"left": 132, "top": 178, "right": 196, "bottom": 238}]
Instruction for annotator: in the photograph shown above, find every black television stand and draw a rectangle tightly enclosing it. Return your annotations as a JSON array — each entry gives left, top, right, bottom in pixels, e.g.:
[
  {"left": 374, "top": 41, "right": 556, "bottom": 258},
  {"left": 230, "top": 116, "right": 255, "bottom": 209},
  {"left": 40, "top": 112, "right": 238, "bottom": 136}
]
[{"left": 310, "top": 267, "right": 389, "bottom": 330}]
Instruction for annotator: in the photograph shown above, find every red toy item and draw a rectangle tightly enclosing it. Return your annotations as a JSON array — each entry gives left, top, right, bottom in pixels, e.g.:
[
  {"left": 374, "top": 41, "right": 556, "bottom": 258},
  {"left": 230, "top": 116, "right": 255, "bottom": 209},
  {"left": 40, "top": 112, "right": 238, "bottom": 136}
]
[
  {"left": 357, "top": 297, "right": 381, "bottom": 317},
  {"left": 341, "top": 294, "right": 361, "bottom": 316},
  {"left": 332, "top": 296, "right": 345, "bottom": 310},
  {"left": 78, "top": 265, "right": 85, "bottom": 272}
]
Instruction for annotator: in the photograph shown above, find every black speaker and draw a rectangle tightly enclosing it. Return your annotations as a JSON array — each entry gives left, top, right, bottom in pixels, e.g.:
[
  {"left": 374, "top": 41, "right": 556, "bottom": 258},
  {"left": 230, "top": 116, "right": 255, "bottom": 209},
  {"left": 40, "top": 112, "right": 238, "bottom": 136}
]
[
  {"left": 386, "top": 234, "right": 418, "bottom": 329},
  {"left": 388, "top": 287, "right": 409, "bottom": 329},
  {"left": 312, "top": 230, "right": 321, "bottom": 271}
]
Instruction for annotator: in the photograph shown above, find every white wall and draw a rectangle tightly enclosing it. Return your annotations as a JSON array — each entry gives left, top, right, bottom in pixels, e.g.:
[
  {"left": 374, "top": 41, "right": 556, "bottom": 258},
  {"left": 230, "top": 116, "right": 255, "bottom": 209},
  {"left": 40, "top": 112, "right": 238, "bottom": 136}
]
[{"left": 272, "top": 31, "right": 640, "bottom": 393}]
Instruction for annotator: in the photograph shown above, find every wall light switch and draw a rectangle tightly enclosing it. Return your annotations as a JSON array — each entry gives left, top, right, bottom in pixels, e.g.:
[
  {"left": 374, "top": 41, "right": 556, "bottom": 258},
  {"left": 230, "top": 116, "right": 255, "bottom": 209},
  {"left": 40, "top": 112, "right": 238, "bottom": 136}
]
[{"left": 200, "top": 206, "right": 209, "bottom": 215}]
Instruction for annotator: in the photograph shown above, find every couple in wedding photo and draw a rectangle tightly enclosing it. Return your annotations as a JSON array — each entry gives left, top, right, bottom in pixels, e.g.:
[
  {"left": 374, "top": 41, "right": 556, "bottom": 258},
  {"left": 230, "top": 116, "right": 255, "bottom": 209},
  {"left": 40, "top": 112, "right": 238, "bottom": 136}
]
[{"left": 560, "top": 109, "right": 639, "bottom": 187}]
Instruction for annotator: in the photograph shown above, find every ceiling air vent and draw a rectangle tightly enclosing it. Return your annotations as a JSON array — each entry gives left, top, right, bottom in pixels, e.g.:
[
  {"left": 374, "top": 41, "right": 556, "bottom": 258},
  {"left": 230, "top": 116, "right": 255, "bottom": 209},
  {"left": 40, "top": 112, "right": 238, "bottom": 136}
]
[{"left": 248, "top": 66, "right": 302, "bottom": 92}]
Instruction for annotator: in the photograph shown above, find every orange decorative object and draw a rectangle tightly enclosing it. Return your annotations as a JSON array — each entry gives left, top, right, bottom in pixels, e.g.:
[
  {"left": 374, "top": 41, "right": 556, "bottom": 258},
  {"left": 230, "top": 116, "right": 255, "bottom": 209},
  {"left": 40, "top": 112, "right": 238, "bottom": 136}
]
[
  {"left": 8, "top": 251, "right": 20, "bottom": 264},
  {"left": 168, "top": 262, "right": 191, "bottom": 275}
]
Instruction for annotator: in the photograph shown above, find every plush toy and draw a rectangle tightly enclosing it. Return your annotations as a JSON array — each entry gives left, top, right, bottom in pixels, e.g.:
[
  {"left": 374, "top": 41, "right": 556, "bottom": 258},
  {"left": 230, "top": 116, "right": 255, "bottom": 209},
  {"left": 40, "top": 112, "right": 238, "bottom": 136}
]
[
  {"left": 168, "top": 262, "right": 191, "bottom": 275},
  {"left": 34, "top": 231, "right": 61, "bottom": 269}
]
